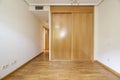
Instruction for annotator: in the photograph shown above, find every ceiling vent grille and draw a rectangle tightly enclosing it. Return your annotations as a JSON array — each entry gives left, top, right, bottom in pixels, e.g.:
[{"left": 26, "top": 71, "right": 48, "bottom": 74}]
[{"left": 35, "top": 6, "right": 44, "bottom": 10}]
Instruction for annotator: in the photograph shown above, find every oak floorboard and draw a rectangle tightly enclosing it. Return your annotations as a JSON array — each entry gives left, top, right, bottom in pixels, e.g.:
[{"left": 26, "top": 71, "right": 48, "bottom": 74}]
[{"left": 3, "top": 53, "right": 120, "bottom": 80}]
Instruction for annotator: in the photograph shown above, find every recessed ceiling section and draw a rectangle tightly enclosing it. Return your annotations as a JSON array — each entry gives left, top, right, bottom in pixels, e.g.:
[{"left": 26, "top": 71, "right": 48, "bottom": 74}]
[
  {"left": 33, "top": 11, "right": 49, "bottom": 22},
  {"left": 25, "top": 0, "right": 104, "bottom": 6},
  {"left": 32, "top": 11, "right": 49, "bottom": 27}
]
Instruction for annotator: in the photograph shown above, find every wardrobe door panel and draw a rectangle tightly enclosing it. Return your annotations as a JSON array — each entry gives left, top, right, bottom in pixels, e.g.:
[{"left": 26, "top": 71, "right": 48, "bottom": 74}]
[
  {"left": 72, "top": 13, "right": 93, "bottom": 61},
  {"left": 51, "top": 13, "right": 72, "bottom": 60}
]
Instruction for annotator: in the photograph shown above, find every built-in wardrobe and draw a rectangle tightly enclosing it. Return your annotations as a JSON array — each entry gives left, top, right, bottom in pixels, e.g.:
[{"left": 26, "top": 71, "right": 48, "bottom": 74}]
[{"left": 50, "top": 6, "right": 94, "bottom": 61}]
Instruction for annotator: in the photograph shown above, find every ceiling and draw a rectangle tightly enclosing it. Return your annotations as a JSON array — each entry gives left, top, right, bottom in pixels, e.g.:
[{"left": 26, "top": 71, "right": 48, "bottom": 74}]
[
  {"left": 32, "top": 11, "right": 49, "bottom": 27},
  {"left": 25, "top": 0, "right": 104, "bottom": 28},
  {"left": 25, "top": 0, "right": 104, "bottom": 6}
]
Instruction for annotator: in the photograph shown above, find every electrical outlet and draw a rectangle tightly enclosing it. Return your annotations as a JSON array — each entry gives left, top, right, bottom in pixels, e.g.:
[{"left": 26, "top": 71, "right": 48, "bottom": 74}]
[
  {"left": 6, "top": 64, "right": 9, "bottom": 68},
  {"left": 1, "top": 65, "right": 6, "bottom": 70},
  {"left": 11, "top": 60, "right": 17, "bottom": 65},
  {"left": 1, "top": 64, "right": 9, "bottom": 70},
  {"left": 1, "top": 61, "right": 17, "bottom": 71}
]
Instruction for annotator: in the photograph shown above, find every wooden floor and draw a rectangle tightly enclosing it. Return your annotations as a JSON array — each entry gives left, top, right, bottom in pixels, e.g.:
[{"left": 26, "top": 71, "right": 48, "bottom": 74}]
[{"left": 3, "top": 52, "right": 120, "bottom": 80}]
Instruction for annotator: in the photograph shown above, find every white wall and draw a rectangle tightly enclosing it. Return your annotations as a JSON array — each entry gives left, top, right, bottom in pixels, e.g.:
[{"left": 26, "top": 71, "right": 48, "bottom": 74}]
[
  {"left": 0, "top": 0, "right": 44, "bottom": 79},
  {"left": 95, "top": 0, "right": 120, "bottom": 73}
]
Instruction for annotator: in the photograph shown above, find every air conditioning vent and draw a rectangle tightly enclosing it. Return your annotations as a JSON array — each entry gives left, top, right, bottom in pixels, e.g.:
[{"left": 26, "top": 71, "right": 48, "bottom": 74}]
[{"left": 35, "top": 6, "right": 44, "bottom": 10}]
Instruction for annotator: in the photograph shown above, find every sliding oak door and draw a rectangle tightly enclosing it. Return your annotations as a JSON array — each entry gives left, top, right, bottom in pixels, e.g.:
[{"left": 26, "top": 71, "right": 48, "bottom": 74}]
[
  {"left": 51, "top": 13, "right": 72, "bottom": 60},
  {"left": 71, "top": 13, "right": 93, "bottom": 61},
  {"left": 51, "top": 6, "right": 94, "bottom": 61}
]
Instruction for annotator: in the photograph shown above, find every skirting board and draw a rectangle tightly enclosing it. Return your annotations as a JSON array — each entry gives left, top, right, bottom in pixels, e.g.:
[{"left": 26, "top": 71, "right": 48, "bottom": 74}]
[
  {"left": 1, "top": 52, "right": 44, "bottom": 80},
  {"left": 95, "top": 60, "right": 120, "bottom": 78}
]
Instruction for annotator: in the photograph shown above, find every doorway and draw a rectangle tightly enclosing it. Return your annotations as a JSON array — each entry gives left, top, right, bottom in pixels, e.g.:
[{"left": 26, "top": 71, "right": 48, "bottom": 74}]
[
  {"left": 44, "top": 27, "right": 49, "bottom": 53},
  {"left": 31, "top": 10, "right": 50, "bottom": 60}
]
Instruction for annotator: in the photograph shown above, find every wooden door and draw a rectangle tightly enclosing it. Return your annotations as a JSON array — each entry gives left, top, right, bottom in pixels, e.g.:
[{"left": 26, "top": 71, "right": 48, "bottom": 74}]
[
  {"left": 45, "top": 29, "right": 49, "bottom": 50},
  {"left": 50, "top": 6, "right": 94, "bottom": 61},
  {"left": 51, "top": 13, "right": 72, "bottom": 60},
  {"left": 71, "top": 13, "right": 93, "bottom": 61}
]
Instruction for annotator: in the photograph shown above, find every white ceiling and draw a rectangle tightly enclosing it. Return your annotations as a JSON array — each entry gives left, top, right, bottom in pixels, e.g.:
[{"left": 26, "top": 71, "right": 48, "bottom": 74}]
[
  {"left": 25, "top": 0, "right": 104, "bottom": 6},
  {"left": 32, "top": 11, "right": 49, "bottom": 27},
  {"left": 26, "top": 0, "right": 104, "bottom": 28},
  {"left": 32, "top": 11, "right": 49, "bottom": 22}
]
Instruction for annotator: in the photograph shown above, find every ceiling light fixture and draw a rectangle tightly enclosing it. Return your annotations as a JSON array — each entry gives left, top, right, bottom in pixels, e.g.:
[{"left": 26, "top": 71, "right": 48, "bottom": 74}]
[{"left": 70, "top": 0, "right": 80, "bottom": 5}]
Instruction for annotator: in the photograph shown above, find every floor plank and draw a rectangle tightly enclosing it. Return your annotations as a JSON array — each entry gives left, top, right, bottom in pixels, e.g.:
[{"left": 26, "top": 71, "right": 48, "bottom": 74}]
[{"left": 3, "top": 53, "right": 120, "bottom": 80}]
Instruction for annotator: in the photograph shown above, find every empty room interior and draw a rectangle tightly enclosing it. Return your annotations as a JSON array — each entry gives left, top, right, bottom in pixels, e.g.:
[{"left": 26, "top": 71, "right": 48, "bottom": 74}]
[{"left": 0, "top": 0, "right": 120, "bottom": 80}]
